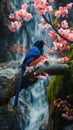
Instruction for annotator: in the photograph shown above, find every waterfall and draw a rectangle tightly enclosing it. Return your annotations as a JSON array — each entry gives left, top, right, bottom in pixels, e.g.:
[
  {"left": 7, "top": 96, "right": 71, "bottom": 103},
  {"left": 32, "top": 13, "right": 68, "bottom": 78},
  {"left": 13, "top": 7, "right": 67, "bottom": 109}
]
[
  {"left": 11, "top": 0, "right": 49, "bottom": 61},
  {"left": 19, "top": 77, "right": 49, "bottom": 130},
  {"left": 10, "top": 0, "right": 50, "bottom": 130}
]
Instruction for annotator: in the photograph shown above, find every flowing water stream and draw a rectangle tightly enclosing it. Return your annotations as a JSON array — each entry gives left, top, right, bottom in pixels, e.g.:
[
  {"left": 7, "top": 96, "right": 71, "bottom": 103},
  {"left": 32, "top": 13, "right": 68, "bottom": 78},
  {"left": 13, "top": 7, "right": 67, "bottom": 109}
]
[{"left": 19, "top": 79, "right": 49, "bottom": 130}]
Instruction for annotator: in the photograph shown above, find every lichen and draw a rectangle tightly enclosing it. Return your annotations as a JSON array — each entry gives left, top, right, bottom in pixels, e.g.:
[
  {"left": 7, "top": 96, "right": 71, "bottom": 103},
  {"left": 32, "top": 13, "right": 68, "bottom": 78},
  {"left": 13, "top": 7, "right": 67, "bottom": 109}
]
[{"left": 47, "top": 45, "right": 73, "bottom": 130}]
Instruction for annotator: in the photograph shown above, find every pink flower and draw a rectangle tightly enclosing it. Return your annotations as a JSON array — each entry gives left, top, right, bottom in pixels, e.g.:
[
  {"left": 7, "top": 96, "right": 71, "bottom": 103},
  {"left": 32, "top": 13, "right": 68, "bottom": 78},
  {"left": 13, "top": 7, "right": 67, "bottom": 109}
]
[
  {"left": 33, "top": 0, "right": 48, "bottom": 15},
  {"left": 67, "top": 33, "right": 73, "bottom": 41},
  {"left": 49, "top": 0, "right": 54, "bottom": 4},
  {"left": 39, "top": 23, "right": 51, "bottom": 30},
  {"left": 53, "top": 100, "right": 57, "bottom": 106},
  {"left": 66, "top": 45, "right": 70, "bottom": 50},
  {"left": 9, "top": 13, "right": 15, "bottom": 19},
  {"left": 66, "top": 3, "right": 73, "bottom": 10},
  {"left": 49, "top": 49, "right": 54, "bottom": 54},
  {"left": 63, "top": 57, "right": 69, "bottom": 62},
  {"left": 47, "top": 6, "right": 53, "bottom": 14},
  {"left": 61, "top": 20, "right": 68, "bottom": 29},
  {"left": 36, "top": 75, "right": 46, "bottom": 80},
  {"left": 10, "top": 21, "right": 22, "bottom": 32},
  {"left": 59, "top": 6, "right": 68, "bottom": 17},
  {"left": 55, "top": 6, "right": 69, "bottom": 18},
  {"left": 23, "top": 12, "right": 32, "bottom": 21},
  {"left": 62, "top": 113, "right": 73, "bottom": 120},
  {"left": 52, "top": 47, "right": 57, "bottom": 51},
  {"left": 54, "top": 11, "right": 61, "bottom": 18},
  {"left": 48, "top": 31, "right": 56, "bottom": 40},
  {"left": 58, "top": 57, "right": 69, "bottom": 63},
  {"left": 21, "top": 3, "right": 27, "bottom": 10}
]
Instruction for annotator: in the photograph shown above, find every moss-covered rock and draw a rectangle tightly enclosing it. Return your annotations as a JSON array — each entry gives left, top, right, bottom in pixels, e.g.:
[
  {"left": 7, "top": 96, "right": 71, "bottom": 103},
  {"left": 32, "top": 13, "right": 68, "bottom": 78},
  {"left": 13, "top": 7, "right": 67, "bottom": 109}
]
[{"left": 47, "top": 45, "right": 73, "bottom": 130}]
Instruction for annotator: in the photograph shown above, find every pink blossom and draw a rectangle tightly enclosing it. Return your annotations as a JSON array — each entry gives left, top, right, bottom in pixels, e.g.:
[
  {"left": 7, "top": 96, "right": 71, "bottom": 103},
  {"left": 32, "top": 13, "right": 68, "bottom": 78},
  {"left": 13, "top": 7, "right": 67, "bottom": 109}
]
[
  {"left": 33, "top": 0, "right": 48, "bottom": 15},
  {"left": 62, "top": 113, "right": 73, "bottom": 120},
  {"left": 53, "top": 100, "right": 57, "bottom": 106},
  {"left": 10, "top": 21, "right": 22, "bottom": 32},
  {"left": 52, "top": 47, "right": 57, "bottom": 51},
  {"left": 55, "top": 6, "right": 69, "bottom": 18},
  {"left": 54, "top": 11, "right": 61, "bottom": 18},
  {"left": 9, "top": 13, "right": 15, "bottom": 19},
  {"left": 66, "top": 45, "right": 70, "bottom": 50},
  {"left": 16, "top": 9, "right": 27, "bottom": 18},
  {"left": 23, "top": 12, "right": 32, "bottom": 21},
  {"left": 59, "top": 6, "right": 68, "bottom": 17},
  {"left": 58, "top": 57, "right": 69, "bottom": 63},
  {"left": 67, "top": 33, "right": 73, "bottom": 41},
  {"left": 36, "top": 75, "right": 46, "bottom": 80},
  {"left": 49, "top": 0, "right": 54, "bottom": 4},
  {"left": 48, "top": 31, "right": 56, "bottom": 40},
  {"left": 61, "top": 20, "right": 68, "bottom": 29},
  {"left": 39, "top": 23, "right": 51, "bottom": 30},
  {"left": 66, "top": 3, "right": 73, "bottom": 10},
  {"left": 49, "top": 49, "right": 54, "bottom": 54},
  {"left": 21, "top": 3, "right": 27, "bottom": 10},
  {"left": 47, "top": 6, "right": 53, "bottom": 14}
]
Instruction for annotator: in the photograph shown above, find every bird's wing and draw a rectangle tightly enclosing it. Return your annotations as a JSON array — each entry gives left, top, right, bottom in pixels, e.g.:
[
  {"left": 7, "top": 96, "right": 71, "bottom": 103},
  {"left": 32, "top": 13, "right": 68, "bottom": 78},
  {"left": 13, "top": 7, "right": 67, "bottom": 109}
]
[{"left": 22, "top": 46, "right": 41, "bottom": 68}]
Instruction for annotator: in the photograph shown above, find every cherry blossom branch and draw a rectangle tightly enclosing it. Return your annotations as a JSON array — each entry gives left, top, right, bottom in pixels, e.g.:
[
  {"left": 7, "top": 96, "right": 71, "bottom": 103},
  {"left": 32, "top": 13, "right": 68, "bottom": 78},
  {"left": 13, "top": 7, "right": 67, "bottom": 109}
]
[{"left": 42, "top": 15, "right": 73, "bottom": 44}]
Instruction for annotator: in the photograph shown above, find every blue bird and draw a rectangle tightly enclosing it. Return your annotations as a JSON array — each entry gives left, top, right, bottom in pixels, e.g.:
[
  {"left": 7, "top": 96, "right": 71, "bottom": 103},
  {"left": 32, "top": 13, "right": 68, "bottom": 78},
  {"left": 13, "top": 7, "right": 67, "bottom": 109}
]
[{"left": 14, "top": 40, "right": 46, "bottom": 107}]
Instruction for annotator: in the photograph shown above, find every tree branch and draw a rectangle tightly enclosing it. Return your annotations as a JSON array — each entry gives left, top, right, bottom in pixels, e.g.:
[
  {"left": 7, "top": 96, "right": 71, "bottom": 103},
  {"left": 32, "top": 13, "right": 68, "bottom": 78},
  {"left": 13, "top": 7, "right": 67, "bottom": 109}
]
[
  {"left": 42, "top": 15, "right": 73, "bottom": 44},
  {"left": 0, "top": 61, "right": 70, "bottom": 106}
]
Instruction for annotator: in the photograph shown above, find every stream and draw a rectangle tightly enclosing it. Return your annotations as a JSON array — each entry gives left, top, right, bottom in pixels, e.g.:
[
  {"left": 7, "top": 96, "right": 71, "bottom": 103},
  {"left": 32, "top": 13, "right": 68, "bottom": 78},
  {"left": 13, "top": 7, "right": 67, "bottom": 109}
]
[{"left": 18, "top": 78, "right": 49, "bottom": 130}]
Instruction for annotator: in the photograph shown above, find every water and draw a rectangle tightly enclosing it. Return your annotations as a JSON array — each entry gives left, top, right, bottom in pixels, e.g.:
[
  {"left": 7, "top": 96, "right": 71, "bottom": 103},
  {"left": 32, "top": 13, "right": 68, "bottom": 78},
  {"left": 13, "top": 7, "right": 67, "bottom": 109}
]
[
  {"left": 10, "top": 0, "right": 50, "bottom": 129},
  {"left": 19, "top": 78, "right": 49, "bottom": 130}
]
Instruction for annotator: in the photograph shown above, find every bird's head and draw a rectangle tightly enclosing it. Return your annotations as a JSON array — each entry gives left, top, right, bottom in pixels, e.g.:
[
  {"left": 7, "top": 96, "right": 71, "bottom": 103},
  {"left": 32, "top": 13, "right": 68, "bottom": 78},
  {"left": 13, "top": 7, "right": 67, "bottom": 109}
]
[
  {"left": 34, "top": 40, "right": 46, "bottom": 49},
  {"left": 34, "top": 40, "right": 48, "bottom": 55}
]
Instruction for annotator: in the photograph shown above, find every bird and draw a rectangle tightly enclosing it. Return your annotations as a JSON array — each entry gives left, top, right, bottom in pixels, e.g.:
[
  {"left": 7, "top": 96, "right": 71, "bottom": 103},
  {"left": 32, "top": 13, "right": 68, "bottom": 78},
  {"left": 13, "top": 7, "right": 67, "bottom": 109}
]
[{"left": 14, "top": 40, "right": 46, "bottom": 107}]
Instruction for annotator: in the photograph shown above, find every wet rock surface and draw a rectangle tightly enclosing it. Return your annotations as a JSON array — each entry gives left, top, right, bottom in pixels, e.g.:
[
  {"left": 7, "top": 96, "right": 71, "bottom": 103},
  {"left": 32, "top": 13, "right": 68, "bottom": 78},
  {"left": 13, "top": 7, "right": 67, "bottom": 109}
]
[
  {"left": 0, "top": 107, "right": 21, "bottom": 130},
  {"left": 0, "top": 61, "right": 20, "bottom": 105}
]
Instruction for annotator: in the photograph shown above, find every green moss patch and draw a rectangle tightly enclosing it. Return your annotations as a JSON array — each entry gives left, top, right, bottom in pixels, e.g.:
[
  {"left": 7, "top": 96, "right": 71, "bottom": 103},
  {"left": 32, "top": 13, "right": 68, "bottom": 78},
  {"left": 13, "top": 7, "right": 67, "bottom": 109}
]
[{"left": 47, "top": 45, "right": 73, "bottom": 130}]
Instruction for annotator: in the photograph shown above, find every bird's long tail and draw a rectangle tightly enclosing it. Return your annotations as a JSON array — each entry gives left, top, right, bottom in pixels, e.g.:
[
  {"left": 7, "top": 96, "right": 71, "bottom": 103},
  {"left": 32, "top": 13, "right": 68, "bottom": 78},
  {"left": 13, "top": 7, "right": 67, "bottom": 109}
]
[{"left": 14, "top": 69, "right": 24, "bottom": 107}]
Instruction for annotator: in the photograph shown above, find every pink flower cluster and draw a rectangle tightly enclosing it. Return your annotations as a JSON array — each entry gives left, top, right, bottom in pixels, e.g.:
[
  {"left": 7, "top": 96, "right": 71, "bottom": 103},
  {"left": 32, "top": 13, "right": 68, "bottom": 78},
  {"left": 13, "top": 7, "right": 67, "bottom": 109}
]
[
  {"left": 58, "top": 57, "right": 69, "bottom": 63},
  {"left": 12, "top": 44, "right": 27, "bottom": 53},
  {"left": 53, "top": 96, "right": 73, "bottom": 121},
  {"left": 33, "top": 0, "right": 53, "bottom": 15},
  {"left": 10, "top": 21, "right": 22, "bottom": 32},
  {"left": 54, "top": 3, "right": 73, "bottom": 18},
  {"left": 48, "top": 31, "right": 57, "bottom": 40},
  {"left": 58, "top": 28, "right": 73, "bottom": 41},
  {"left": 39, "top": 23, "right": 52, "bottom": 30},
  {"left": 61, "top": 20, "right": 68, "bottom": 29},
  {"left": 9, "top": 3, "right": 32, "bottom": 32},
  {"left": 62, "top": 113, "right": 73, "bottom": 120}
]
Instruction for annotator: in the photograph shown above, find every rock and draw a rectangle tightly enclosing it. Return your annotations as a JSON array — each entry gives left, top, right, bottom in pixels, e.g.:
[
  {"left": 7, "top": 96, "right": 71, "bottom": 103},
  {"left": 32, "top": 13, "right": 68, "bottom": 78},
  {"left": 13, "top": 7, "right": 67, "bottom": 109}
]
[{"left": 0, "top": 106, "right": 21, "bottom": 130}]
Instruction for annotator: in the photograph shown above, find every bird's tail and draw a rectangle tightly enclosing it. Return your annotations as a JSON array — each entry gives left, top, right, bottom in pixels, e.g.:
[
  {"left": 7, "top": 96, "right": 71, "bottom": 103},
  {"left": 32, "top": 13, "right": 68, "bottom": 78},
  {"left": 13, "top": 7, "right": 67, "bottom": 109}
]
[{"left": 13, "top": 69, "right": 24, "bottom": 107}]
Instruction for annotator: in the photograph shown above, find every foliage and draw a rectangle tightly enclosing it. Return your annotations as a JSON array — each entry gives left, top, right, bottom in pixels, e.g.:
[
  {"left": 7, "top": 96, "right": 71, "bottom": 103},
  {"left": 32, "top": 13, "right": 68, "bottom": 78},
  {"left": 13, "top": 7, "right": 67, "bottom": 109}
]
[{"left": 47, "top": 45, "right": 73, "bottom": 130}]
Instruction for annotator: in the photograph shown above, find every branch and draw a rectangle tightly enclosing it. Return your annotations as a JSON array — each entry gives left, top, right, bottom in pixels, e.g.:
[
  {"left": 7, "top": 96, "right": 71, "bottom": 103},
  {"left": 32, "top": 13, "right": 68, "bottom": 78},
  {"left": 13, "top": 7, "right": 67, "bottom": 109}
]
[
  {"left": 0, "top": 61, "right": 70, "bottom": 106},
  {"left": 42, "top": 15, "right": 73, "bottom": 44}
]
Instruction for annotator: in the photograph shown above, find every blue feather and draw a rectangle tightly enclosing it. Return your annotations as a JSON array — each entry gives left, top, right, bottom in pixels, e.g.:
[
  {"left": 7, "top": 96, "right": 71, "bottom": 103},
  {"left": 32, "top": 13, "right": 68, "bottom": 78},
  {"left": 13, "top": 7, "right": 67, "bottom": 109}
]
[{"left": 14, "top": 40, "right": 45, "bottom": 107}]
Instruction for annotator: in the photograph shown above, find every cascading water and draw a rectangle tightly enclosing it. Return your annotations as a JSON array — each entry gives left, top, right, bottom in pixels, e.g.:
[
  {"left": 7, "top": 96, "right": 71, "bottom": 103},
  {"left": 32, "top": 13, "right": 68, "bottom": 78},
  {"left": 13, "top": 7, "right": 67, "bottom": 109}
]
[
  {"left": 19, "top": 78, "right": 49, "bottom": 130},
  {"left": 10, "top": 0, "right": 50, "bottom": 129}
]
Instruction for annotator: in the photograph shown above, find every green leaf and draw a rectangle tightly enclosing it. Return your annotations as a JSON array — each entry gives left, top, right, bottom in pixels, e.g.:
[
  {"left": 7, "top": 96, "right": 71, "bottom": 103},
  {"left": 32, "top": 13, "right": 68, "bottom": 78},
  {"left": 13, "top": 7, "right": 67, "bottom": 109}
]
[{"left": 54, "top": 19, "right": 58, "bottom": 27}]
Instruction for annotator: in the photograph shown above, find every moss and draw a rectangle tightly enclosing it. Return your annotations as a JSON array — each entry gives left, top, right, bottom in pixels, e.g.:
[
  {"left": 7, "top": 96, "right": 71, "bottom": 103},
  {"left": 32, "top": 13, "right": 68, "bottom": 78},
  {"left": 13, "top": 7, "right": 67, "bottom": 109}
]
[
  {"left": 47, "top": 45, "right": 73, "bottom": 130},
  {"left": 47, "top": 75, "right": 64, "bottom": 103},
  {"left": 68, "top": 45, "right": 73, "bottom": 60}
]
